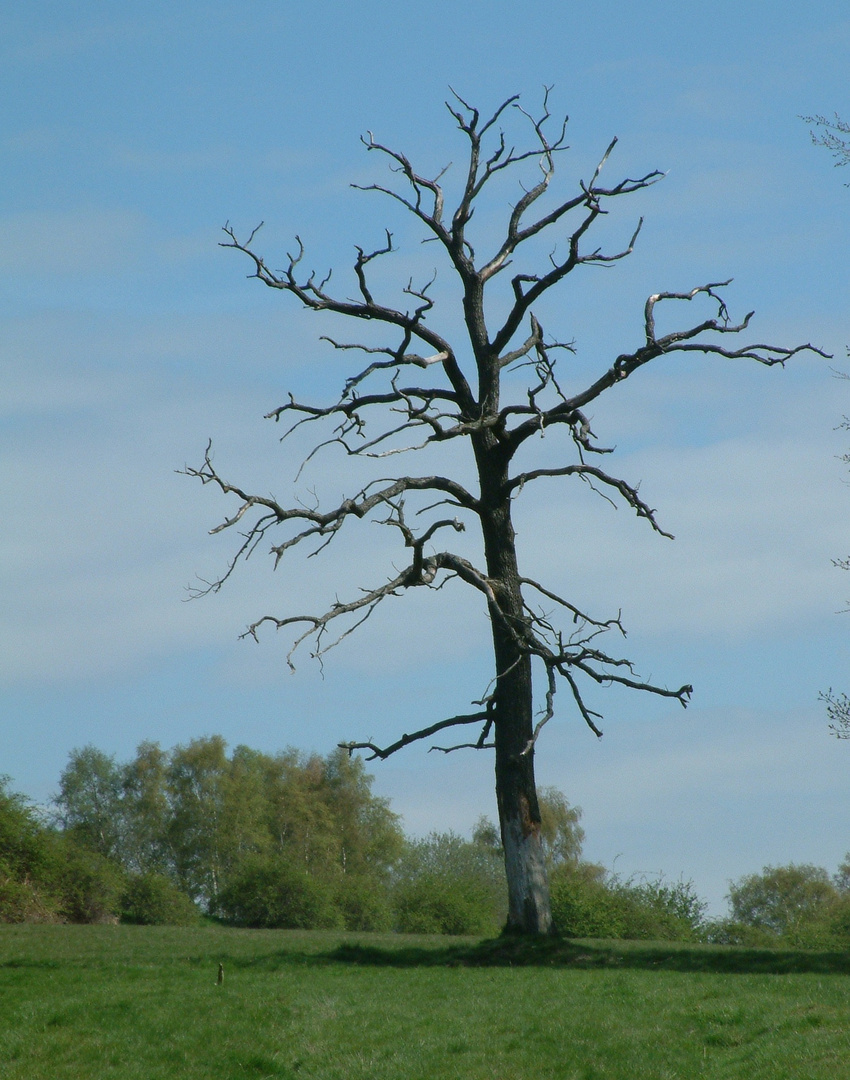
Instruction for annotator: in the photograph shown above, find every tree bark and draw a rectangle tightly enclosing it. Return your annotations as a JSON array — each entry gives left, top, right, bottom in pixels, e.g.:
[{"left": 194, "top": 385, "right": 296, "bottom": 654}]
[
  {"left": 478, "top": 441, "right": 553, "bottom": 934},
  {"left": 494, "top": 650, "right": 553, "bottom": 934}
]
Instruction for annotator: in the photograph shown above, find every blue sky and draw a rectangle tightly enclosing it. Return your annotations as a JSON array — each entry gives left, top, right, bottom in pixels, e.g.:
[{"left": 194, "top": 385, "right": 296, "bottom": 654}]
[{"left": 2, "top": 2, "right": 850, "bottom": 914}]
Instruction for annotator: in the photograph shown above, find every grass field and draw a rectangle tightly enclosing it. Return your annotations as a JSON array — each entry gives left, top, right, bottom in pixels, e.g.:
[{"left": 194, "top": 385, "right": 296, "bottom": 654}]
[{"left": 1, "top": 926, "right": 849, "bottom": 1079}]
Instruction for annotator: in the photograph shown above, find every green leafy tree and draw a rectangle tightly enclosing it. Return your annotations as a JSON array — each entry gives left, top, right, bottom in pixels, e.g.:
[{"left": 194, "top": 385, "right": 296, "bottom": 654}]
[
  {"left": 473, "top": 787, "right": 584, "bottom": 869},
  {"left": 54, "top": 746, "right": 124, "bottom": 860},
  {"left": 537, "top": 787, "right": 585, "bottom": 868},
  {"left": 165, "top": 736, "right": 231, "bottom": 904},
  {"left": 834, "top": 852, "right": 850, "bottom": 893},
  {"left": 324, "top": 747, "right": 403, "bottom": 877},
  {"left": 222, "top": 744, "right": 279, "bottom": 864},
  {"left": 121, "top": 741, "right": 171, "bottom": 874},
  {"left": 727, "top": 863, "right": 838, "bottom": 942}
]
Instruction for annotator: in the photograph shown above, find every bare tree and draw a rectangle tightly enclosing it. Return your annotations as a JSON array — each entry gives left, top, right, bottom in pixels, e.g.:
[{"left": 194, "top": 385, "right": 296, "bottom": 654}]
[
  {"left": 804, "top": 112, "right": 850, "bottom": 173},
  {"left": 821, "top": 689, "right": 850, "bottom": 739},
  {"left": 185, "top": 92, "right": 823, "bottom": 934},
  {"left": 805, "top": 113, "right": 850, "bottom": 739}
]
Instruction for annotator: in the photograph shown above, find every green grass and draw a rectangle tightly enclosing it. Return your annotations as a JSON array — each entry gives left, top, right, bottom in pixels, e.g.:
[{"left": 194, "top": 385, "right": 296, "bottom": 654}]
[{"left": 2, "top": 926, "right": 850, "bottom": 1078}]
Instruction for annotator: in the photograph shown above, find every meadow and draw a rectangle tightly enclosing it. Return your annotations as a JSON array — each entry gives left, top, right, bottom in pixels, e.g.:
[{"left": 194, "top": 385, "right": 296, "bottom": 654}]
[{"left": 1, "top": 925, "right": 849, "bottom": 1079}]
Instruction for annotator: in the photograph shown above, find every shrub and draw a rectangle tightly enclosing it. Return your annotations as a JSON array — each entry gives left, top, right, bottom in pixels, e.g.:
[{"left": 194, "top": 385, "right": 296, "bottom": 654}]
[
  {"left": 701, "top": 918, "right": 785, "bottom": 947},
  {"left": 392, "top": 832, "right": 505, "bottom": 935},
  {"left": 120, "top": 872, "right": 199, "bottom": 925},
  {"left": 550, "top": 864, "right": 625, "bottom": 938},
  {"left": 0, "top": 868, "right": 61, "bottom": 923},
  {"left": 617, "top": 876, "right": 707, "bottom": 940},
  {"left": 53, "top": 841, "right": 126, "bottom": 923},
  {"left": 550, "top": 865, "right": 706, "bottom": 941},
  {"left": 335, "top": 874, "right": 393, "bottom": 932},
  {"left": 0, "top": 777, "right": 62, "bottom": 922},
  {"left": 215, "top": 855, "right": 343, "bottom": 929},
  {"left": 394, "top": 872, "right": 500, "bottom": 935}
]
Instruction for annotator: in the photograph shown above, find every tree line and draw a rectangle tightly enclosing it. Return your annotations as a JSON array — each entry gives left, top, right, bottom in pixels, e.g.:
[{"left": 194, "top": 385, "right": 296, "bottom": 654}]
[{"left": 2, "top": 738, "right": 850, "bottom": 947}]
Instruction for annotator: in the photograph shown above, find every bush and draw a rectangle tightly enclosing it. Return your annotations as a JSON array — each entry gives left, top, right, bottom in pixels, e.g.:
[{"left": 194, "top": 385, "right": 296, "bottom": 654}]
[
  {"left": 0, "top": 868, "right": 60, "bottom": 923},
  {"left": 618, "top": 876, "right": 706, "bottom": 940},
  {"left": 550, "top": 865, "right": 625, "bottom": 938},
  {"left": 394, "top": 872, "right": 499, "bottom": 935},
  {"left": 335, "top": 874, "right": 393, "bottom": 932},
  {"left": 701, "top": 918, "right": 787, "bottom": 947},
  {"left": 120, "top": 872, "right": 199, "bottom": 925},
  {"left": 704, "top": 895, "right": 850, "bottom": 950},
  {"left": 550, "top": 865, "right": 705, "bottom": 941},
  {"left": 53, "top": 841, "right": 126, "bottom": 923},
  {"left": 391, "top": 832, "right": 505, "bottom": 936},
  {"left": 0, "top": 777, "right": 62, "bottom": 922},
  {"left": 726, "top": 864, "right": 839, "bottom": 946},
  {"left": 215, "top": 855, "right": 343, "bottom": 929}
]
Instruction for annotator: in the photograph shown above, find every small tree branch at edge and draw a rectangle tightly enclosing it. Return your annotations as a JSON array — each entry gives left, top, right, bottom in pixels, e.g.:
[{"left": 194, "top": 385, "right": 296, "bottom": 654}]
[
  {"left": 822, "top": 689, "right": 850, "bottom": 739},
  {"left": 187, "top": 91, "right": 827, "bottom": 934}
]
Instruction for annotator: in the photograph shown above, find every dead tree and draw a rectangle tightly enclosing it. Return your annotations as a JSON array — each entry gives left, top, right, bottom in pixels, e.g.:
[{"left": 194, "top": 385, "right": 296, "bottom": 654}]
[{"left": 186, "top": 92, "right": 824, "bottom": 934}]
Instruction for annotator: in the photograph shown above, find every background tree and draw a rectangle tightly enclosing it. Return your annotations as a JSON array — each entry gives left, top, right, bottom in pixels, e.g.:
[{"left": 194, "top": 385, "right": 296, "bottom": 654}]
[
  {"left": 804, "top": 113, "right": 850, "bottom": 171},
  {"left": 712, "top": 863, "right": 841, "bottom": 947},
  {"left": 472, "top": 786, "right": 585, "bottom": 870},
  {"left": 186, "top": 92, "right": 822, "bottom": 934},
  {"left": 54, "top": 746, "right": 125, "bottom": 861},
  {"left": 537, "top": 787, "right": 585, "bottom": 869},
  {"left": 165, "top": 736, "right": 231, "bottom": 904},
  {"left": 121, "top": 741, "right": 171, "bottom": 874},
  {"left": 806, "top": 111, "right": 850, "bottom": 739}
]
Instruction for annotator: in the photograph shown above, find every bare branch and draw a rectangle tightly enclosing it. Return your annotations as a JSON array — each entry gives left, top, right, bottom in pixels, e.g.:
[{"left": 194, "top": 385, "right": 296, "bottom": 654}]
[
  {"left": 520, "top": 577, "right": 626, "bottom": 635},
  {"left": 219, "top": 222, "right": 476, "bottom": 411},
  {"left": 507, "top": 283, "right": 830, "bottom": 453},
  {"left": 822, "top": 688, "right": 850, "bottom": 738},
  {"left": 804, "top": 112, "right": 850, "bottom": 175},
  {"left": 507, "top": 463, "right": 674, "bottom": 537},
  {"left": 562, "top": 669, "right": 605, "bottom": 738},
  {"left": 340, "top": 710, "right": 489, "bottom": 760},
  {"left": 520, "top": 666, "right": 558, "bottom": 754}
]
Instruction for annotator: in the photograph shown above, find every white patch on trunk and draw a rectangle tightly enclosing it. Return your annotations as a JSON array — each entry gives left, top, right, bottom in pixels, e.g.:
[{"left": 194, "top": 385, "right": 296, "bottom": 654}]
[{"left": 503, "top": 808, "right": 553, "bottom": 934}]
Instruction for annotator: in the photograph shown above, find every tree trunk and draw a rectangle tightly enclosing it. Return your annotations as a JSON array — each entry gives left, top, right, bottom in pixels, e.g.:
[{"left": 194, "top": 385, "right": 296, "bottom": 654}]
[
  {"left": 494, "top": 654, "right": 553, "bottom": 935},
  {"left": 479, "top": 449, "right": 554, "bottom": 934}
]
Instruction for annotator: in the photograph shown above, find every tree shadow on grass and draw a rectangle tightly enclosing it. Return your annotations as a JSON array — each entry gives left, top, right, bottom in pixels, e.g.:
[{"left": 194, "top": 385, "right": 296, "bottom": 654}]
[{"left": 320, "top": 936, "right": 850, "bottom": 976}]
